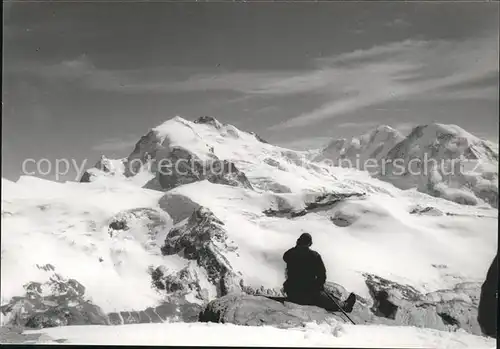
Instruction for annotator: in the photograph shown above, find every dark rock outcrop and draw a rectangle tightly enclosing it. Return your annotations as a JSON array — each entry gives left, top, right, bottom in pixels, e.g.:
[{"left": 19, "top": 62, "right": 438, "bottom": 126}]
[
  {"left": 364, "top": 273, "right": 485, "bottom": 335},
  {"left": 198, "top": 274, "right": 489, "bottom": 335},
  {"left": 149, "top": 264, "right": 210, "bottom": 303},
  {"left": 263, "top": 158, "right": 287, "bottom": 171},
  {"left": 194, "top": 116, "right": 223, "bottom": 129},
  {"left": 82, "top": 117, "right": 254, "bottom": 192},
  {"left": 248, "top": 178, "right": 292, "bottom": 194},
  {"left": 206, "top": 160, "right": 253, "bottom": 189},
  {"left": 79, "top": 171, "right": 93, "bottom": 183},
  {"left": 0, "top": 265, "right": 109, "bottom": 329},
  {"left": 155, "top": 147, "right": 207, "bottom": 190},
  {"left": 409, "top": 205, "right": 444, "bottom": 216},
  {"left": 249, "top": 131, "right": 269, "bottom": 144},
  {"left": 478, "top": 254, "right": 497, "bottom": 337},
  {"left": 330, "top": 211, "right": 360, "bottom": 227},
  {"left": 0, "top": 265, "right": 204, "bottom": 329},
  {"left": 371, "top": 290, "right": 398, "bottom": 319},
  {"left": 193, "top": 115, "right": 268, "bottom": 143},
  {"left": 124, "top": 130, "right": 163, "bottom": 178},
  {"left": 150, "top": 147, "right": 253, "bottom": 191},
  {"left": 263, "top": 192, "right": 365, "bottom": 218},
  {"left": 161, "top": 207, "right": 242, "bottom": 297},
  {"left": 198, "top": 294, "right": 342, "bottom": 328},
  {"left": 364, "top": 273, "right": 421, "bottom": 304},
  {"left": 199, "top": 289, "right": 380, "bottom": 328}
]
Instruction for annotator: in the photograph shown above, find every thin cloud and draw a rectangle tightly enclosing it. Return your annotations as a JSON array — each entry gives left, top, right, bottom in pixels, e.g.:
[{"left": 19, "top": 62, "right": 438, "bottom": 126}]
[
  {"left": 92, "top": 135, "right": 138, "bottom": 152},
  {"left": 12, "top": 32, "right": 497, "bottom": 128},
  {"left": 413, "top": 85, "right": 498, "bottom": 101},
  {"left": 337, "top": 121, "right": 379, "bottom": 130},
  {"left": 19, "top": 57, "right": 301, "bottom": 95},
  {"left": 20, "top": 35, "right": 496, "bottom": 102},
  {"left": 270, "top": 33, "right": 498, "bottom": 130},
  {"left": 314, "top": 39, "right": 428, "bottom": 68},
  {"left": 278, "top": 136, "right": 332, "bottom": 151}
]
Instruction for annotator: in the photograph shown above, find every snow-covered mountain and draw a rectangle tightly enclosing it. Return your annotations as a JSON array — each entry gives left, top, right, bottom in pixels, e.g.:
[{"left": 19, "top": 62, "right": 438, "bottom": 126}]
[
  {"left": 316, "top": 123, "right": 498, "bottom": 208},
  {"left": 314, "top": 125, "right": 405, "bottom": 169},
  {"left": 1, "top": 116, "right": 497, "bottom": 344}
]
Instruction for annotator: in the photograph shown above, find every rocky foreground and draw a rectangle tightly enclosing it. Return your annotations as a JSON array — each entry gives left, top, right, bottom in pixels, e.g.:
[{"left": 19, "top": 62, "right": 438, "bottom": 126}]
[{"left": 2, "top": 255, "right": 497, "bottom": 341}]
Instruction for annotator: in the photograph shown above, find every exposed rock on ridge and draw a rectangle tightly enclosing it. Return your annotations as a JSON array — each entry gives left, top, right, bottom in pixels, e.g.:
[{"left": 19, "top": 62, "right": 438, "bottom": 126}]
[{"left": 161, "top": 207, "right": 243, "bottom": 298}]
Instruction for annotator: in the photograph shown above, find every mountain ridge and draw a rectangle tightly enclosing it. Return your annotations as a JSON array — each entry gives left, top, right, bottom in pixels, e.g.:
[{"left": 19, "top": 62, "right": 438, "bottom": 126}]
[
  {"left": 315, "top": 122, "right": 498, "bottom": 208},
  {"left": 82, "top": 116, "right": 498, "bottom": 208}
]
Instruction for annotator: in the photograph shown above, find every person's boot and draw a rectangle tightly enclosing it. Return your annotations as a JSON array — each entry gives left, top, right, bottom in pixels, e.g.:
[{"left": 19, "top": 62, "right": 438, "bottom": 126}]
[{"left": 342, "top": 293, "right": 356, "bottom": 313}]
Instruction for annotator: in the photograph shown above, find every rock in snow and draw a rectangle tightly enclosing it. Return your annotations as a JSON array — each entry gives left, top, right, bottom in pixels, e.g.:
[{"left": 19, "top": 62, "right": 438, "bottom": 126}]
[
  {"left": 198, "top": 294, "right": 340, "bottom": 328},
  {"left": 0, "top": 264, "right": 201, "bottom": 329},
  {"left": 0, "top": 265, "right": 109, "bottom": 329},
  {"left": 199, "top": 274, "right": 486, "bottom": 336},
  {"left": 160, "top": 207, "right": 243, "bottom": 298},
  {"left": 362, "top": 273, "right": 485, "bottom": 335}
]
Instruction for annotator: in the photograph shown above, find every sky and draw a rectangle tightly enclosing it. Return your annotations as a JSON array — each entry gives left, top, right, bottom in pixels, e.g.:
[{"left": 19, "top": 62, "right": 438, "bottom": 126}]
[{"left": 2, "top": 1, "right": 499, "bottom": 182}]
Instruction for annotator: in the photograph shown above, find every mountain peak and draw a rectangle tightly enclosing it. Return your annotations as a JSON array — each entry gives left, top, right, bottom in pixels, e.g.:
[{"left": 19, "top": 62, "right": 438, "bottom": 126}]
[
  {"left": 194, "top": 116, "right": 223, "bottom": 129},
  {"left": 372, "top": 124, "right": 399, "bottom": 134},
  {"left": 409, "top": 123, "right": 478, "bottom": 143},
  {"left": 319, "top": 124, "right": 405, "bottom": 166},
  {"left": 360, "top": 125, "right": 404, "bottom": 143},
  {"left": 316, "top": 122, "right": 498, "bottom": 207}
]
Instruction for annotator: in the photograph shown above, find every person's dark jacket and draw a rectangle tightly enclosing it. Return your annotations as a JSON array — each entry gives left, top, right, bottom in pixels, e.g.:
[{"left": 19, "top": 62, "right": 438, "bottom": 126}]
[
  {"left": 283, "top": 245, "right": 327, "bottom": 295},
  {"left": 478, "top": 254, "right": 497, "bottom": 338}
]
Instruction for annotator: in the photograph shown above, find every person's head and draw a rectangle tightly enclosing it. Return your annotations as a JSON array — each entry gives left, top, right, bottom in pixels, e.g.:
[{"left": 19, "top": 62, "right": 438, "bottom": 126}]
[{"left": 296, "top": 233, "right": 312, "bottom": 247}]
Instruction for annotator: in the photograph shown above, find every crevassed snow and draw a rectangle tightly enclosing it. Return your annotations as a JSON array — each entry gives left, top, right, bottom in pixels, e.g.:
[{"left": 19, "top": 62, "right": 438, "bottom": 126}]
[
  {"left": 317, "top": 125, "right": 405, "bottom": 167},
  {"left": 24, "top": 322, "right": 496, "bottom": 348},
  {"left": 1, "top": 176, "right": 186, "bottom": 313},
  {"left": 316, "top": 122, "right": 498, "bottom": 208}
]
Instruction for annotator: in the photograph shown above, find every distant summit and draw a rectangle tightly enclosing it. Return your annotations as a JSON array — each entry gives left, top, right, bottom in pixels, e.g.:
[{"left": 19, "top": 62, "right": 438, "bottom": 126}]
[
  {"left": 314, "top": 125, "right": 405, "bottom": 169},
  {"left": 317, "top": 123, "right": 498, "bottom": 207}
]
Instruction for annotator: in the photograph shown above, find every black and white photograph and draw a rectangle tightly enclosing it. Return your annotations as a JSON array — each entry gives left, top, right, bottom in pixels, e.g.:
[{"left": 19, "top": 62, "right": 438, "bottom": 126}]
[{"left": 1, "top": 0, "right": 498, "bottom": 346}]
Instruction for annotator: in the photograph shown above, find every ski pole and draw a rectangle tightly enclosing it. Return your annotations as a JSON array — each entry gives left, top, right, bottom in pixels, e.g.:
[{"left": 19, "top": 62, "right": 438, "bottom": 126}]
[{"left": 325, "top": 292, "right": 356, "bottom": 325}]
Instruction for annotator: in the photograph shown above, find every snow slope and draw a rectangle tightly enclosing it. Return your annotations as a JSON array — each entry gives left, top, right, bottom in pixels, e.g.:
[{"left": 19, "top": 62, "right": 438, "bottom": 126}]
[
  {"left": 1, "top": 116, "right": 497, "bottom": 338},
  {"left": 164, "top": 179, "right": 497, "bottom": 299},
  {"left": 1, "top": 175, "right": 187, "bottom": 313},
  {"left": 24, "top": 322, "right": 496, "bottom": 348}
]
